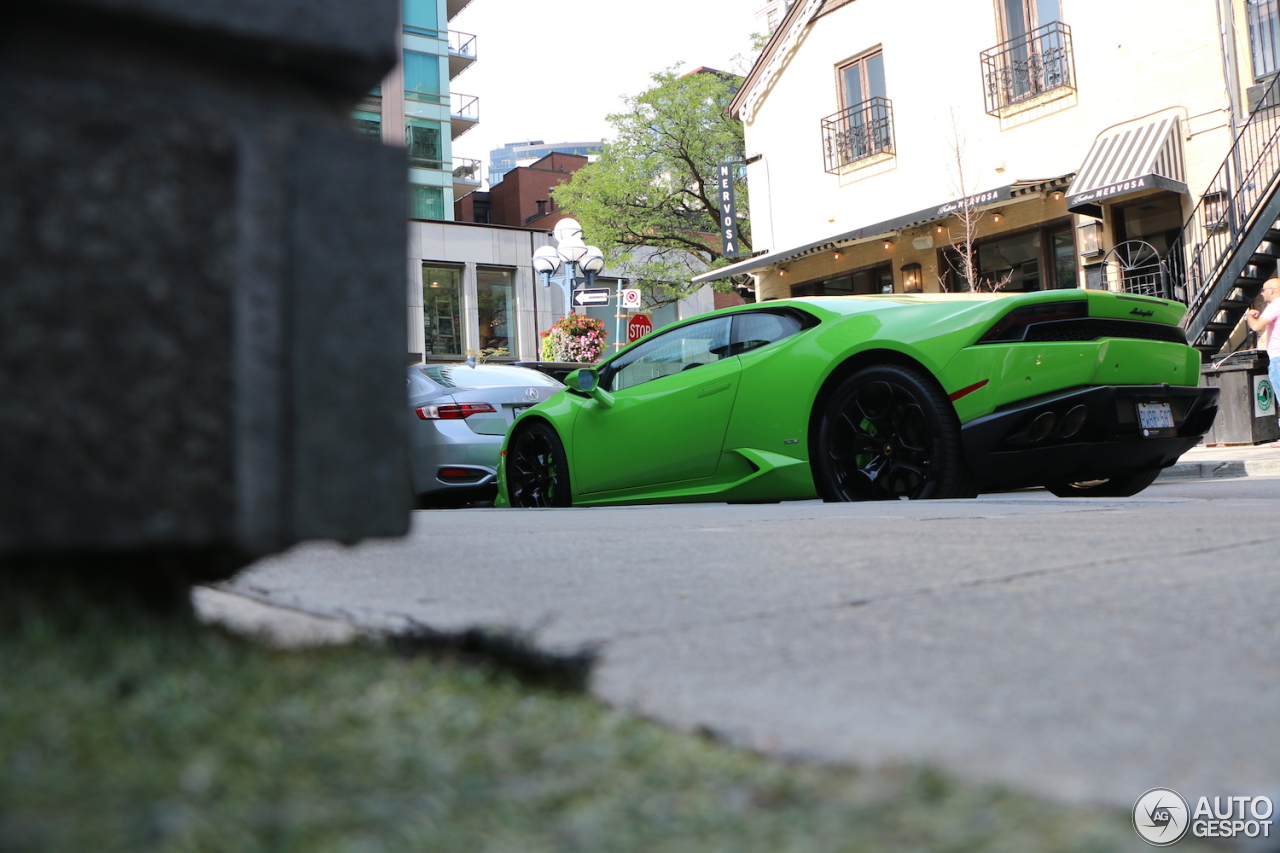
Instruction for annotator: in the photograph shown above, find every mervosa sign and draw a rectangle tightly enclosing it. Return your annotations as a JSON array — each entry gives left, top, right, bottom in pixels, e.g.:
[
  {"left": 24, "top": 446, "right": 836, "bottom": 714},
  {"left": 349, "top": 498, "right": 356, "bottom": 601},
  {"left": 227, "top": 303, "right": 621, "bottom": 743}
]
[{"left": 719, "top": 163, "right": 738, "bottom": 258}]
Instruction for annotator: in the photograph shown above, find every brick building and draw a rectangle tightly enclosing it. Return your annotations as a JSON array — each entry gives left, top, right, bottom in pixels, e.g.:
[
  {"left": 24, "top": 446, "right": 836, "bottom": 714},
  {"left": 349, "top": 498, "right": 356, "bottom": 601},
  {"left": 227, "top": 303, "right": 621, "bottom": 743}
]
[{"left": 455, "top": 152, "right": 587, "bottom": 229}]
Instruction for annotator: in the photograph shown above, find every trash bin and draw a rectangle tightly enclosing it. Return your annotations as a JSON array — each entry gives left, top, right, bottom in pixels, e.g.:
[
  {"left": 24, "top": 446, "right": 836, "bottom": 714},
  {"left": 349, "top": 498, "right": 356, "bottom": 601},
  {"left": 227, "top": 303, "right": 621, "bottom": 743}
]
[{"left": 1200, "top": 349, "right": 1279, "bottom": 445}]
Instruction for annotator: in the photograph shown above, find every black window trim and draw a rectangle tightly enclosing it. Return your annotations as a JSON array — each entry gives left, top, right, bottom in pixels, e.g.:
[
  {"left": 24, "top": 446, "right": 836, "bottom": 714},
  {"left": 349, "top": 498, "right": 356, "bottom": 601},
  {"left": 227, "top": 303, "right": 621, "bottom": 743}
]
[{"left": 595, "top": 307, "right": 820, "bottom": 392}]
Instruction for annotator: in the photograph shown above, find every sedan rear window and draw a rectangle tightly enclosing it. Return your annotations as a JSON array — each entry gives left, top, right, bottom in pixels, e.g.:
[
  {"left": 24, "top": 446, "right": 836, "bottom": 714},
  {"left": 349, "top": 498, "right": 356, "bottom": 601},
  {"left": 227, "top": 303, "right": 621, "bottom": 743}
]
[{"left": 421, "top": 364, "right": 563, "bottom": 388}]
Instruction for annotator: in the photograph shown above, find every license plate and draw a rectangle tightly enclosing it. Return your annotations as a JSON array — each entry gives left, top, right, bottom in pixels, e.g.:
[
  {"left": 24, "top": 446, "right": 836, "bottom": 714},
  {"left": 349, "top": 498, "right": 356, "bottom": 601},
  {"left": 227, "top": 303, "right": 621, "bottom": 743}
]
[
  {"left": 1137, "top": 401, "right": 1175, "bottom": 436},
  {"left": 512, "top": 406, "right": 530, "bottom": 418}
]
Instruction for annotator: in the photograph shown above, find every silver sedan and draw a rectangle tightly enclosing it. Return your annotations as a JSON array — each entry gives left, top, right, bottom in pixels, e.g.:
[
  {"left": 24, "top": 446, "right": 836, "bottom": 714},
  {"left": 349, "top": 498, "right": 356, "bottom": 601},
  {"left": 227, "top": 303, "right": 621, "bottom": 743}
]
[{"left": 408, "top": 362, "right": 565, "bottom": 506}]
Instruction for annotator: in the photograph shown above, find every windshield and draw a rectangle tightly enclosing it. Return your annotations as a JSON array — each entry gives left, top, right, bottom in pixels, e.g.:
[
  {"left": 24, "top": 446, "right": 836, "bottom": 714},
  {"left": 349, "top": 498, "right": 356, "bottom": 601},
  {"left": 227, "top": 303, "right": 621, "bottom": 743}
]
[{"left": 420, "top": 364, "right": 563, "bottom": 389}]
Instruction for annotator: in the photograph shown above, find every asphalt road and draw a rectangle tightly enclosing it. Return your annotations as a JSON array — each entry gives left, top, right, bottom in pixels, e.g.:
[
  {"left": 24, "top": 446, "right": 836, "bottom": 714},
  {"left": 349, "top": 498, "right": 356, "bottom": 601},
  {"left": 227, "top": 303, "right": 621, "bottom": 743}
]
[{"left": 219, "top": 476, "right": 1280, "bottom": 808}]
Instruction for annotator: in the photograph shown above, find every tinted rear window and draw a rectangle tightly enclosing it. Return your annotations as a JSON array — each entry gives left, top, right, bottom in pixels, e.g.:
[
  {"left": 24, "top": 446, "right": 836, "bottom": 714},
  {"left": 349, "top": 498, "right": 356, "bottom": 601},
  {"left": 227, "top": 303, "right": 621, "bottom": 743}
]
[
  {"left": 731, "top": 312, "right": 805, "bottom": 354},
  {"left": 421, "top": 364, "right": 563, "bottom": 388}
]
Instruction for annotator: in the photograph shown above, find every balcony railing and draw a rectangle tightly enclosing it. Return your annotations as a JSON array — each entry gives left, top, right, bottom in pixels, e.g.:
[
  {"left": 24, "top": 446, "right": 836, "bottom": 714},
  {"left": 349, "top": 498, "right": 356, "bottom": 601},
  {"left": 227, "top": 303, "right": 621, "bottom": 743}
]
[
  {"left": 449, "top": 93, "right": 479, "bottom": 139},
  {"left": 821, "top": 97, "right": 894, "bottom": 175},
  {"left": 980, "top": 21, "right": 1075, "bottom": 115},
  {"left": 447, "top": 30, "right": 477, "bottom": 79},
  {"left": 451, "top": 93, "right": 479, "bottom": 121},
  {"left": 449, "top": 30, "right": 476, "bottom": 57},
  {"left": 452, "top": 157, "right": 481, "bottom": 183},
  {"left": 405, "top": 87, "right": 446, "bottom": 106}
]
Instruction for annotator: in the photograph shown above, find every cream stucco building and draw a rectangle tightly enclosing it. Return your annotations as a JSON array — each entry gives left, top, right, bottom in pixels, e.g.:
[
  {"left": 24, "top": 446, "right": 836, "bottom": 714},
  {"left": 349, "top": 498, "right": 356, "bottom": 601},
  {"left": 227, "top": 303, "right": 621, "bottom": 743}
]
[{"left": 701, "top": 0, "right": 1280, "bottom": 356}]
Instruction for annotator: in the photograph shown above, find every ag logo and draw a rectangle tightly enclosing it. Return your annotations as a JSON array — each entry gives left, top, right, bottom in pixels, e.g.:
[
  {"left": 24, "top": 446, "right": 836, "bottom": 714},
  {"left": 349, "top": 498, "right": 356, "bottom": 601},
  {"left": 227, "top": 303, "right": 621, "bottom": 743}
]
[
  {"left": 1256, "top": 377, "right": 1275, "bottom": 417},
  {"left": 1134, "top": 788, "right": 1190, "bottom": 846}
]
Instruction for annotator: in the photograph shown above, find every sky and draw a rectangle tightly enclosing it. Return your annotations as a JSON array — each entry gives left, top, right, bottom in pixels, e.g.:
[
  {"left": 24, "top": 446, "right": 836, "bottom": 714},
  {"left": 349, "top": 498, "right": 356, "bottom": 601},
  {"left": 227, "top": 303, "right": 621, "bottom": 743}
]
[{"left": 449, "top": 0, "right": 763, "bottom": 184}]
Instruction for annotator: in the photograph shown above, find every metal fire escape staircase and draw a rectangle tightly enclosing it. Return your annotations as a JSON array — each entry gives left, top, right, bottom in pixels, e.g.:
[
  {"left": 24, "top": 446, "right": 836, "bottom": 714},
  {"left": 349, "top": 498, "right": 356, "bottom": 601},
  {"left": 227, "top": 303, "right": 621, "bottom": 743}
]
[{"left": 1175, "top": 75, "right": 1280, "bottom": 359}]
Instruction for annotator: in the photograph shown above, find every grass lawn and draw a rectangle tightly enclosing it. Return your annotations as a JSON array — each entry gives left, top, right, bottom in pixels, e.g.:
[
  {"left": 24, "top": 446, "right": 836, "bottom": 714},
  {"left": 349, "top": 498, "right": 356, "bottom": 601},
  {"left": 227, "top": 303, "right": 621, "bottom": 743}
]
[{"left": 0, "top": 583, "right": 1200, "bottom": 852}]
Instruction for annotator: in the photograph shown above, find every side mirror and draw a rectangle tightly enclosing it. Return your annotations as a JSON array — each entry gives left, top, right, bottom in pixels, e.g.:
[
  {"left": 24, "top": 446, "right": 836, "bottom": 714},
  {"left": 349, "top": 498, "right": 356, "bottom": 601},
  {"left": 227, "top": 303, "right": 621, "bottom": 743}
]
[
  {"left": 565, "top": 368, "right": 613, "bottom": 408},
  {"left": 566, "top": 368, "right": 597, "bottom": 393}
]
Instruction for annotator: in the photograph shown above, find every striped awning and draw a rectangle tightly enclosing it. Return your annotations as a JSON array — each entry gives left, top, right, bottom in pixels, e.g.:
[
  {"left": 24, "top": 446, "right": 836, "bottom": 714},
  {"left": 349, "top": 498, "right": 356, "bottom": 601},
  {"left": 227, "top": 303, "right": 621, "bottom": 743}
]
[{"left": 1065, "top": 116, "right": 1187, "bottom": 215}]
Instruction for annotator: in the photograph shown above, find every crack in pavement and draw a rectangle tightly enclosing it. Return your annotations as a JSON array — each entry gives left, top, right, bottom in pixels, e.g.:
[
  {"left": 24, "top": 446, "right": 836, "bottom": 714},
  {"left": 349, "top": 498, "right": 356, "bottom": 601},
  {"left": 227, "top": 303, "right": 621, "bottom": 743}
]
[{"left": 601, "top": 534, "right": 1280, "bottom": 643}]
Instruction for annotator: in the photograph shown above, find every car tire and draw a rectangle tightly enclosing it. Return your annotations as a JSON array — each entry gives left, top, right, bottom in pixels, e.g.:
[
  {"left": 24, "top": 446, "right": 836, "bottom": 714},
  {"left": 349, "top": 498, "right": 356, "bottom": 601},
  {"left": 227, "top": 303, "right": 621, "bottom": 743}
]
[
  {"left": 506, "top": 421, "right": 573, "bottom": 507},
  {"left": 1044, "top": 468, "right": 1161, "bottom": 498},
  {"left": 815, "top": 364, "right": 978, "bottom": 501}
]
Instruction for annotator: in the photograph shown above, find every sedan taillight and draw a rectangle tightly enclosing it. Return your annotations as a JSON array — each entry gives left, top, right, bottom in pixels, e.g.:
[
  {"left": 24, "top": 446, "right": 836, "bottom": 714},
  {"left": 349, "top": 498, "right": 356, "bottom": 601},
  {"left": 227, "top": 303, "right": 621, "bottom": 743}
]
[{"left": 415, "top": 402, "right": 497, "bottom": 420}]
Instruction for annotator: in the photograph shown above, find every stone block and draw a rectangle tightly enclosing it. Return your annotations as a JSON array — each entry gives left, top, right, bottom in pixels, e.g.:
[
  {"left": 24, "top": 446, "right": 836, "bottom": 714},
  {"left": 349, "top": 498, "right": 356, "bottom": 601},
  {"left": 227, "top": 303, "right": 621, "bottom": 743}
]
[
  {"left": 0, "top": 0, "right": 409, "bottom": 581},
  {"left": 10, "top": 0, "right": 398, "bottom": 94}
]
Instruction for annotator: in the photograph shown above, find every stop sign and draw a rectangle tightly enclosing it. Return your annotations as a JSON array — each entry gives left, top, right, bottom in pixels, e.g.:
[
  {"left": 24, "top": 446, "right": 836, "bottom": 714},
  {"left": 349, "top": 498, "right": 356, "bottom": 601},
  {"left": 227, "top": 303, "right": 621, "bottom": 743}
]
[{"left": 627, "top": 313, "right": 653, "bottom": 343}]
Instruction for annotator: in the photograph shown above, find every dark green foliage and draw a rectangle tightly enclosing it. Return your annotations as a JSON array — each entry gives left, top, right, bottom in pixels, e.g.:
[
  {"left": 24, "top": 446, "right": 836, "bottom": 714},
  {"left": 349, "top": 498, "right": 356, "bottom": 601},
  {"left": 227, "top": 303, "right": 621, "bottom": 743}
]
[{"left": 553, "top": 66, "right": 751, "bottom": 304}]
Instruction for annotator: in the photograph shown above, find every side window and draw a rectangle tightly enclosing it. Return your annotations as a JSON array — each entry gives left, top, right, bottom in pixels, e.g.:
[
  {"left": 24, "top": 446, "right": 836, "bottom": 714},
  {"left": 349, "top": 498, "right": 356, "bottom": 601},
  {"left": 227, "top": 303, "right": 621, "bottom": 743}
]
[
  {"left": 839, "top": 51, "right": 886, "bottom": 112},
  {"left": 836, "top": 51, "right": 890, "bottom": 161},
  {"left": 602, "top": 317, "right": 731, "bottom": 392},
  {"left": 993, "top": 0, "right": 1067, "bottom": 106},
  {"left": 730, "top": 312, "right": 805, "bottom": 355},
  {"left": 1249, "top": 0, "right": 1280, "bottom": 81},
  {"left": 997, "top": 0, "right": 1060, "bottom": 41}
]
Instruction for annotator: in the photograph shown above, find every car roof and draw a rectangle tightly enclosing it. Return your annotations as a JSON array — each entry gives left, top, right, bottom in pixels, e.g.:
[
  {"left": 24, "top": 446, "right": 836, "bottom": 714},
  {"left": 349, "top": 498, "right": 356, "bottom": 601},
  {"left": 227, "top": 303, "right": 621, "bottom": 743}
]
[{"left": 412, "top": 363, "right": 565, "bottom": 390}]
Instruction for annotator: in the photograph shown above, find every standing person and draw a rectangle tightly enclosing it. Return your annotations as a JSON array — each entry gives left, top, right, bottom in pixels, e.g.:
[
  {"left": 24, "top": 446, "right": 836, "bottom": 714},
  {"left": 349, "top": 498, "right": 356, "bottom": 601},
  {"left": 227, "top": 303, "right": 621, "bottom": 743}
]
[{"left": 1245, "top": 277, "right": 1280, "bottom": 426}]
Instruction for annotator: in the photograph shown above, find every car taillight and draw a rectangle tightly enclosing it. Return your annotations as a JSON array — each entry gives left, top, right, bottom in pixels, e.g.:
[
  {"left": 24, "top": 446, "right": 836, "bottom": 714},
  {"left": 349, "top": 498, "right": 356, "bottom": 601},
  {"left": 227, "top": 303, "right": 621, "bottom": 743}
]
[
  {"left": 438, "top": 467, "right": 487, "bottom": 482},
  {"left": 415, "top": 402, "right": 497, "bottom": 420},
  {"left": 977, "top": 299, "right": 1088, "bottom": 344}
]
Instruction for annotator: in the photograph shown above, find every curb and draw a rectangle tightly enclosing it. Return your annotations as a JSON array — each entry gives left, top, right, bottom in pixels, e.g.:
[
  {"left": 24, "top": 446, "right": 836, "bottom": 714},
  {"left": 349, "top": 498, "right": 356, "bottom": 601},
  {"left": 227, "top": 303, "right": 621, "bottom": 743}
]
[
  {"left": 192, "top": 586, "right": 361, "bottom": 647},
  {"left": 1157, "top": 457, "right": 1280, "bottom": 482},
  {"left": 1157, "top": 460, "right": 1247, "bottom": 481}
]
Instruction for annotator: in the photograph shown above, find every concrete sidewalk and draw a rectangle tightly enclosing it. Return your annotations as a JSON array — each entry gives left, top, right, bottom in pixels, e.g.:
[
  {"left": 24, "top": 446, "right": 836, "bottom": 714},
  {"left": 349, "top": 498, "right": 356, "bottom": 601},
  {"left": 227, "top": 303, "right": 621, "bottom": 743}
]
[
  {"left": 194, "top": 441, "right": 1280, "bottom": 644},
  {"left": 1158, "top": 439, "right": 1280, "bottom": 481}
]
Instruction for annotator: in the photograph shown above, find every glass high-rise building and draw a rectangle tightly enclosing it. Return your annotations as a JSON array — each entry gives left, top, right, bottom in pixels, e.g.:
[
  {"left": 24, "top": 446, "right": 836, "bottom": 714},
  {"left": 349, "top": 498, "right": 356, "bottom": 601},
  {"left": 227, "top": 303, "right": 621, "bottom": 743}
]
[
  {"left": 355, "top": 0, "right": 482, "bottom": 222},
  {"left": 488, "top": 140, "right": 603, "bottom": 188}
]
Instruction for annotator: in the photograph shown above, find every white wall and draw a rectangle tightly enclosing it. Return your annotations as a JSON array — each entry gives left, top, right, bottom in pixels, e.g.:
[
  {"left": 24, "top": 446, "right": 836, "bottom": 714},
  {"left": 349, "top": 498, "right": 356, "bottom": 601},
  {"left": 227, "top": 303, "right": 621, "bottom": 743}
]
[
  {"left": 408, "top": 221, "right": 549, "bottom": 361},
  {"left": 742, "top": 0, "right": 1237, "bottom": 254}
]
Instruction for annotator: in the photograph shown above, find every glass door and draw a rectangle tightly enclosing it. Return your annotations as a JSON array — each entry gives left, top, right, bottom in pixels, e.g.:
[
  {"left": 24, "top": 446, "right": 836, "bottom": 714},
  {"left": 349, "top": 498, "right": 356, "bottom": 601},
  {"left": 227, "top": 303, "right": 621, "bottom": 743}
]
[{"left": 838, "top": 52, "right": 887, "bottom": 160}]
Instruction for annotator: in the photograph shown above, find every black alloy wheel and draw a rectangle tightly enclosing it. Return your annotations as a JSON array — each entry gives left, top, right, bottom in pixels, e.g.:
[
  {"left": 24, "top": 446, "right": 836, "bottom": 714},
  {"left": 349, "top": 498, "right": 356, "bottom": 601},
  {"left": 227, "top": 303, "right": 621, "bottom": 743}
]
[
  {"left": 506, "top": 421, "right": 572, "bottom": 507},
  {"left": 1045, "top": 468, "right": 1162, "bottom": 498},
  {"left": 815, "top": 365, "right": 977, "bottom": 501}
]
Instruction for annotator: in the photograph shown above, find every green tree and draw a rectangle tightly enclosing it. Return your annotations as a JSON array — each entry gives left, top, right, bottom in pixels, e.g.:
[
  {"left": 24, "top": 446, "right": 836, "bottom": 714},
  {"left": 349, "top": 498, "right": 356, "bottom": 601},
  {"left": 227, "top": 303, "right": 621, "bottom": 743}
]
[{"left": 553, "top": 65, "right": 751, "bottom": 304}]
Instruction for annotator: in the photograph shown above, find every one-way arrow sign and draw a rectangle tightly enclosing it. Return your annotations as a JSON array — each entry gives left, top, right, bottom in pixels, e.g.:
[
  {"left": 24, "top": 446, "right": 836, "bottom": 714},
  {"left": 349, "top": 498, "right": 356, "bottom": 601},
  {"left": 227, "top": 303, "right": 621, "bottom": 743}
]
[{"left": 573, "top": 288, "right": 611, "bottom": 306}]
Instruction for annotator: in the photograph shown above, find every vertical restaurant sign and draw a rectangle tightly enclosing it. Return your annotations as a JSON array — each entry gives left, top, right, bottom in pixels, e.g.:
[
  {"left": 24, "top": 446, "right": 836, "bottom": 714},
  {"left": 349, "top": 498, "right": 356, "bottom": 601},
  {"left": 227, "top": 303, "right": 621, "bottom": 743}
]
[{"left": 718, "top": 162, "right": 738, "bottom": 258}]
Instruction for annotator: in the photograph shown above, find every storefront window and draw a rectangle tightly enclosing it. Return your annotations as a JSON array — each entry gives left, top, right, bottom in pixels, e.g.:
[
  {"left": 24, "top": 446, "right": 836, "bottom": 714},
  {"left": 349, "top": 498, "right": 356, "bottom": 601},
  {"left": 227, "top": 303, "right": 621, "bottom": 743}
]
[
  {"left": 423, "top": 265, "right": 463, "bottom": 357},
  {"left": 476, "top": 267, "right": 516, "bottom": 356},
  {"left": 1115, "top": 194, "right": 1183, "bottom": 256},
  {"left": 942, "top": 223, "right": 1075, "bottom": 291},
  {"left": 1050, "top": 229, "right": 1077, "bottom": 289},
  {"left": 791, "top": 264, "right": 892, "bottom": 296},
  {"left": 1112, "top": 195, "right": 1183, "bottom": 294}
]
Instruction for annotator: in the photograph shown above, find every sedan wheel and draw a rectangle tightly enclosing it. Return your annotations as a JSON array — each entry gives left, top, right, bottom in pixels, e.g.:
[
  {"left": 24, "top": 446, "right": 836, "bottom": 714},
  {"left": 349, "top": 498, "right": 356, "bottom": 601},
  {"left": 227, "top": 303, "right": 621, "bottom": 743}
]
[
  {"left": 1045, "top": 468, "right": 1161, "bottom": 498},
  {"left": 506, "top": 422, "right": 572, "bottom": 507},
  {"left": 816, "top": 365, "right": 976, "bottom": 501}
]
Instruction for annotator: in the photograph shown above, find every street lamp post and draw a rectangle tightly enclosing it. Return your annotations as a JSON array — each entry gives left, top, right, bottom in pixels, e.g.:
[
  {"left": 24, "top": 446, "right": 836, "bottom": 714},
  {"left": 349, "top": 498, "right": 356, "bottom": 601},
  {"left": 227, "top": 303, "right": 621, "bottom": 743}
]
[{"left": 531, "top": 218, "right": 605, "bottom": 321}]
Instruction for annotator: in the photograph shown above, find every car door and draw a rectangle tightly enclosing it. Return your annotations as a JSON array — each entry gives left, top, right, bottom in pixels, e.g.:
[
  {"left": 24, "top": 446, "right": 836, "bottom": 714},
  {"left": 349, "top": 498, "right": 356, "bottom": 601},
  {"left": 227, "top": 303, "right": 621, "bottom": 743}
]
[{"left": 571, "top": 316, "right": 739, "bottom": 494}]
